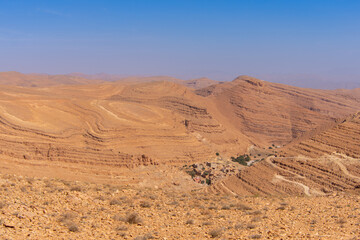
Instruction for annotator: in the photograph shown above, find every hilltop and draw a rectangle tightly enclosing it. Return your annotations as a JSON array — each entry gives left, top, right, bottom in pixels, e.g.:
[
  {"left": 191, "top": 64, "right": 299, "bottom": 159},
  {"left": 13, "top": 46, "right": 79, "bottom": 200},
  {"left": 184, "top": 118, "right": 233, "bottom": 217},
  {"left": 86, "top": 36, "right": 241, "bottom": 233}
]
[
  {"left": 0, "top": 72, "right": 103, "bottom": 87},
  {"left": 196, "top": 75, "right": 360, "bottom": 145},
  {"left": 0, "top": 74, "right": 359, "bottom": 183}
]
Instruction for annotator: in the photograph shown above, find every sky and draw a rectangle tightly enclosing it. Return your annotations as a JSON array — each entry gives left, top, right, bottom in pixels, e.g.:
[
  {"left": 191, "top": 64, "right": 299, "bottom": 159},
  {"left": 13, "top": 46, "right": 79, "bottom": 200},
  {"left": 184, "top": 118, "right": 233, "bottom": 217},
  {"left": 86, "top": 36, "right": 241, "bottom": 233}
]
[{"left": 0, "top": 0, "right": 359, "bottom": 89}]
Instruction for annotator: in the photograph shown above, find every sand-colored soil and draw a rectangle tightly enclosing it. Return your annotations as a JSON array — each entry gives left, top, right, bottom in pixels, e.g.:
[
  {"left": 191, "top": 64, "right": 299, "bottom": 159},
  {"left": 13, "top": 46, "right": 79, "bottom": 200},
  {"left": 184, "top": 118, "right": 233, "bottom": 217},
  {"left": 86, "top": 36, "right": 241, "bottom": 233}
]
[{"left": 1, "top": 173, "right": 360, "bottom": 239}]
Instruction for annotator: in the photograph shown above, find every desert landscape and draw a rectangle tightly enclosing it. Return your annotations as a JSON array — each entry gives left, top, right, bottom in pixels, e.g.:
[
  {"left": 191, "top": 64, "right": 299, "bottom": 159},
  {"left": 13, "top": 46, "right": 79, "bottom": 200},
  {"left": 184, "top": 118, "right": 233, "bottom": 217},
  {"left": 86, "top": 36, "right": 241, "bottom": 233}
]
[
  {"left": 0, "top": 72, "right": 359, "bottom": 239},
  {"left": 1, "top": 1, "right": 360, "bottom": 239}
]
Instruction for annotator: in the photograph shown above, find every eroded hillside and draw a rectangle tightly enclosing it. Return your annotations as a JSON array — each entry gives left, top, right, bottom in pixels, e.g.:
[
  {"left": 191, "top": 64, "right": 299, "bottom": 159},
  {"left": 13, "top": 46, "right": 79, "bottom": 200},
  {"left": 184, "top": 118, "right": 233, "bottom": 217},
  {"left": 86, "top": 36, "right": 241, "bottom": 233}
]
[
  {"left": 0, "top": 81, "right": 251, "bottom": 181},
  {"left": 0, "top": 74, "right": 359, "bottom": 185},
  {"left": 282, "top": 112, "right": 360, "bottom": 158},
  {"left": 196, "top": 75, "right": 360, "bottom": 146},
  {"left": 210, "top": 111, "right": 360, "bottom": 197}
]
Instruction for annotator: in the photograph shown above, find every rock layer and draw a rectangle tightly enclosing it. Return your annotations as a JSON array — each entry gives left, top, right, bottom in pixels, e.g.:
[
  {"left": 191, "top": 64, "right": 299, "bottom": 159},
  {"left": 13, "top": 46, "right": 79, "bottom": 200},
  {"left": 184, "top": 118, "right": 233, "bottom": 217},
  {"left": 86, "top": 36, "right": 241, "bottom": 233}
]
[{"left": 196, "top": 75, "right": 360, "bottom": 145}]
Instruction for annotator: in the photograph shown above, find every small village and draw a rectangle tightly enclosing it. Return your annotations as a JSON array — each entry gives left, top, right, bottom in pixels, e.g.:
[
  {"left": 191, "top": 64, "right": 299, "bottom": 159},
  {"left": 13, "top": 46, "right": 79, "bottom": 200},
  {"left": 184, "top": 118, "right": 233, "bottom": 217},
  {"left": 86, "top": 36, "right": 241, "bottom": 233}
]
[
  {"left": 182, "top": 160, "right": 243, "bottom": 186},
  {"left": 183, "top": 146, "right": 278, "bottom": 186}
]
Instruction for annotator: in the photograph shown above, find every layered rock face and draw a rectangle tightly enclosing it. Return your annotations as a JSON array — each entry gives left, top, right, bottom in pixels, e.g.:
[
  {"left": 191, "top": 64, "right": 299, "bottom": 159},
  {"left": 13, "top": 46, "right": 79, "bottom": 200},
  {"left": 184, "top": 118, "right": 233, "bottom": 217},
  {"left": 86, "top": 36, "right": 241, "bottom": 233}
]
[
  {"left": 209, "top": 111, "right": 360, "bottom": 196},
  {"left": 282, "top": 112, "right": 360, "bottom": 158},
  {"left": 209, "top": 155, "right": 360, "bottom": 196},
  {"left": 196, "top": 75, "right": 360, "bottom": 146},
  {"left": 0, "top": 73, "right": 359, "bottom": 183},
  {"left": 0, "top": 81, "right": 251, "bottom": 178}
]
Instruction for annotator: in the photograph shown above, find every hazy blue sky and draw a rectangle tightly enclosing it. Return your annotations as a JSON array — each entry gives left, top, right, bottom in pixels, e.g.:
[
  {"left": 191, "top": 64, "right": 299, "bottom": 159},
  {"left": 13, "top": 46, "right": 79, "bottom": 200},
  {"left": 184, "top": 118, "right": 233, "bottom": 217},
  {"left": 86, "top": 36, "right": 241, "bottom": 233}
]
[{"left": 0, "top": 0, "right": 359, "bottom": 88}]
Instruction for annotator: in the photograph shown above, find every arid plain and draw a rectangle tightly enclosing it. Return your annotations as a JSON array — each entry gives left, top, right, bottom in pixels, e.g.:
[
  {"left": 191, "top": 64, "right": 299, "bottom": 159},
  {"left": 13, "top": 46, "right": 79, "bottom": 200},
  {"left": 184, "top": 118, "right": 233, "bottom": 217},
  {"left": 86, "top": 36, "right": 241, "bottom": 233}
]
[{"left": 0, "top": 71, "right": 360, "bottom": 239}]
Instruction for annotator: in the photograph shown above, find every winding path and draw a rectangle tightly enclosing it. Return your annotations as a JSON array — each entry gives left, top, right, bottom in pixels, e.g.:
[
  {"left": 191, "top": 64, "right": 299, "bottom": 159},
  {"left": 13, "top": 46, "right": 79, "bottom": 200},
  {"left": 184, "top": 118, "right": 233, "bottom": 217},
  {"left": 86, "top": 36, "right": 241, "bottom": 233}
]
[
  {"left": 275, "top": 174, "right": 311, "bottom": 196},
  {"left": 219, "top": 181, "right": 237, "bottom": 196},
  {"left": 329, "top": 154, "right": 360, "bottom": 181}
]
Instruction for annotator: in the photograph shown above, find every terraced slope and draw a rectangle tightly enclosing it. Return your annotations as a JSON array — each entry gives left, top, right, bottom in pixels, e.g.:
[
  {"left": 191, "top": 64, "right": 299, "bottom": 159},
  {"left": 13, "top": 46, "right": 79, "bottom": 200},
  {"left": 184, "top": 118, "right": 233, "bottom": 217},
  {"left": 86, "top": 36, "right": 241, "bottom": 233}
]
[
  {"left": 209, "top": 153, "right": 360, "bottom": 197},
  {"left": 1, "top": 74, "right": 360, "bottom": 184},
  {"left": 282, "top": 112, "right": 360, "bottom": 158},
  {"left": 0, "top": 81, "right": 251, "bottom": 180},
  {"left": 210, "top": 112, "right": 360, "bottom": 196},
  {"left": 196, "top": 76, "right": 360, "bottom": 146}
]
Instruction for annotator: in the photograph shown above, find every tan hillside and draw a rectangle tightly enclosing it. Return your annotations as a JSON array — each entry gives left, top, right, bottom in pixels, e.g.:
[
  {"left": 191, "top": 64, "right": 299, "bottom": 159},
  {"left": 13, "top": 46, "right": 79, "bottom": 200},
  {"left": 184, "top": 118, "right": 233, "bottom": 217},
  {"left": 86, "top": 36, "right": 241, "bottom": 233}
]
[
  {"left": 0, "top": 71, "right": 102, "bottom": 87},
  {"left": 282, "top": 112, "right": 360, "bottom": 158},
  {"left": 210, "top": 111, "right": 360, "bottom": 197},
  {"left": 0, "top": 74, "right": 360, "bottom": 181},
  {"left": 68, "top": 73, "right": 220, "bottom": 89},
  {"left": 196, "top": 75, "right": 360, "bottom": 146},
  {"left": 0, "top": 80, "right": 251, "bottom": 181},
  {"left": 183, "top": 77, "right": 220, "bottom": 89}
]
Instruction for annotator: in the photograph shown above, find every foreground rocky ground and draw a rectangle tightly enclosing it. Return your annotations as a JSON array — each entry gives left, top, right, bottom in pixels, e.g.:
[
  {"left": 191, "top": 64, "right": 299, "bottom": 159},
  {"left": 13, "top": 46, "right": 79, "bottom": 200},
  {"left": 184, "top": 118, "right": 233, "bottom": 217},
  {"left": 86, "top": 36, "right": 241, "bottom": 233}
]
[{"left": 0, "top": 173, "right": 359, "bottom": 239}]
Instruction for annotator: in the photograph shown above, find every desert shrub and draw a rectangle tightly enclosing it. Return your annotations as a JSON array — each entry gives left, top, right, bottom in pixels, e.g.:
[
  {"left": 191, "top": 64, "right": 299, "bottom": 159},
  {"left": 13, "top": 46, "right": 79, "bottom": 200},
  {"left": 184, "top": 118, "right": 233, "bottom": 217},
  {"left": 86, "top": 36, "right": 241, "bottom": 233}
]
[
  {"left": 208, "top": 205, "right": 218, "bottom": 210},
  {"left": 209, "top": 228, "right": 223, "bottom": 238},
  {"left": 221, "top": 205, "right": 231, "bottom": 210},
  {"left": 310, "top": 219, "right": 317, "bottom": 225},
  {"left": 110, "top": 198, "right": 122, "bottom": 205},
  {"left": 206, "top": 179, "right": 211, "bottom": 185},
  {"left": 337, "top": 218, "right": 347, "bottom": 224},
  {"left": 67, "top": 222, "right": 79, "bottom": 232},
  {"left": 134, "top": 234, "right": 154, "bottom": 240},
  {"left": 251, "top": 217, "right": 262, "bottom": 222},
  {"left": 186, "top": 219, "right": 194, "bottom": 225},
  {"left": 201, "top": 209, "right": 211, "bottom": 215},
  {"left": 203, "top": 221, "right": 213, "bottom": 226},
  {"left": 95, "top": 196, "right": 106, "bottom": 201},
  {"left": 246, "top": 224, "right": 256, "bottom": 229},
  {"left": 113, "top": 215, "right": 125, "bottom": 221},
  {"left": 26, "top": 177, "right": 34, "bottom": 185},
  {"left": 58, "top": 212, "right": 79, "bottom": 232},
  {"left": 70, "top": 186, "right": 82, "bottom": 192},
  {"left": 248, "top": 210, "right": 262, "bottom": 215},
  {"left": 125, "top": 212, "right": 142, "bottom": 224},
  {"left": 234, "top": 223, "right": 244, "bottom": 229},
  {"left": 236, "top": 204, "right": 252, "bottom": 211},
  {"left": 249, "top": 234, "right": 261, "bottom": 239},
  {"left": 58, "top": 212, "right": 76, "bottom": 223},
  {"left": 140, "top": 201, "right": 151, "bottom": 208},
  {"left": 231, "top": 154, "right": 251, "bottom": 166},
  {"left": 148, "top": 195, "right": 157, "bottom": 200},
  {"left": 116, "top": 225, "right": 128, "bottom": 231},
  {"left": 61, "top": 180, "right": 71, "bottom": 187},
  {"left": 186, "top": 170, "right": 196, "bottom": 178},
  {"left": 167, "top": 201, "right": 178, "bottom": 206}
]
